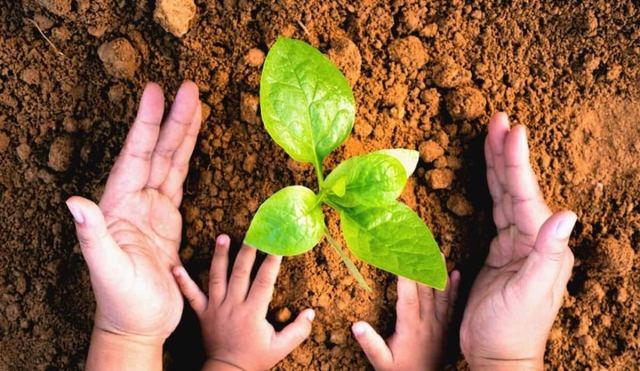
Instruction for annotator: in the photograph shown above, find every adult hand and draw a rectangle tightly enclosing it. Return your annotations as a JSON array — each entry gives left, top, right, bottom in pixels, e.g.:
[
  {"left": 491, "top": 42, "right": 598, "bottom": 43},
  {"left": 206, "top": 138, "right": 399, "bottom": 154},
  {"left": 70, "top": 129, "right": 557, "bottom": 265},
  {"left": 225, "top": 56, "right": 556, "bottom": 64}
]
[
  {"left": 351, "top": 272, "right": 460, "bottom": 371},
  {"left": 460, "top": 112, "right": 576, "bottom": 370},
  {"left": 66, "top": 81, "right": 202, "bottom": 369},
  {"left": 173, "top": 235, "right": 315, "bottom": 371}
]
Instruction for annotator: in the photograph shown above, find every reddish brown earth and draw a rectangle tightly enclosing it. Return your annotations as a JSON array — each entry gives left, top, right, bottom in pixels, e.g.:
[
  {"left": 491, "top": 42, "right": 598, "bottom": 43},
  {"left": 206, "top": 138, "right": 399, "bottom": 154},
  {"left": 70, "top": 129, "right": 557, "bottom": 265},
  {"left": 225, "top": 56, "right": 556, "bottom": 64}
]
[{"left": 1, "top": 0, "right": 639, "bottom": 369}]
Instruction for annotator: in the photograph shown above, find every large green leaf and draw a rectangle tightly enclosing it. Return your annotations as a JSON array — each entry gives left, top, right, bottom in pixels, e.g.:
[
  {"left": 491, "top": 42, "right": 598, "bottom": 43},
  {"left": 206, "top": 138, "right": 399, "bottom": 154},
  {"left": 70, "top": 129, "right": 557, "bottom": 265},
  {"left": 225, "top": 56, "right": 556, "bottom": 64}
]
[
  {"left": 323, "top": 153, "right": 406, "bottom": 208},
  {"left": 260, "top": 37, "right": 355, "bottom": 168},
  {"left": 340, "top": 202, "right": 447, "bottom": 289},
  {"left": 374, "top": 149, "right": 419, "bottom": 178},
  {"left": 244, "top": 186, "right": 324, "bottom": 256}
]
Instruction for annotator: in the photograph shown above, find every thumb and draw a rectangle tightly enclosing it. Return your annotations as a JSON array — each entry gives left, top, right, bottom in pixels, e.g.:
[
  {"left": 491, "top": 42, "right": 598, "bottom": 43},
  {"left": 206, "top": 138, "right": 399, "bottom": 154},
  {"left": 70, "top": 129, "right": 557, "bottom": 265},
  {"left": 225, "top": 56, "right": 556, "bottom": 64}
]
[
  {"left": 352, "top": 321, "right": 392, "bottom": 368},
  {"left": 513, "top": 211, "right": 577, "bottom": 301},
  {"left": 272, "top": 309, "right": 315, "bottom": 356},
  {"left": 66, "top": 196, "right": 129, "bottom": 285}
]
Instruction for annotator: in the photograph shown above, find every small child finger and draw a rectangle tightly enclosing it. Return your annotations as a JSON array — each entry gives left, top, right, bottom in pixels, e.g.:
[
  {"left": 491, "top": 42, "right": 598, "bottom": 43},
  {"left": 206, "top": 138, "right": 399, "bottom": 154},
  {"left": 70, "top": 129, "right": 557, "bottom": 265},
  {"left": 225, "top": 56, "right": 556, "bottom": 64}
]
[
  {"left": 352, "top": 321, "right": 392, "bottom": 369},
  {"left": 173, "top": 266, "right": 207, "bottom": 317},
  {"left": 433, "top": 274, "right": 452, "bottom": 324},
  {"left": 209, "top": 235, "right": 231, "bottom": 305},
  {"left": 447, "top": 270, "right": 461, "bottom": 323}
]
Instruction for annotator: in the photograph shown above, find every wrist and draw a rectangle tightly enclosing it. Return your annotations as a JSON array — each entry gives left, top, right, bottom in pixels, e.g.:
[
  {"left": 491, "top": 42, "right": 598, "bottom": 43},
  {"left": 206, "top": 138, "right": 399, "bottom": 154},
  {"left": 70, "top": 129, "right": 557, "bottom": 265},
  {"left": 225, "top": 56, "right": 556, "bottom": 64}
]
[
  {"left": 467, "top": 357, "right": 544, "bottom": 371},
  {"left": 202, "top": 358, "right": 247, "bottom": 371},
  {"left": 87, "top": 326, "right": 164, "bottom": 371}
]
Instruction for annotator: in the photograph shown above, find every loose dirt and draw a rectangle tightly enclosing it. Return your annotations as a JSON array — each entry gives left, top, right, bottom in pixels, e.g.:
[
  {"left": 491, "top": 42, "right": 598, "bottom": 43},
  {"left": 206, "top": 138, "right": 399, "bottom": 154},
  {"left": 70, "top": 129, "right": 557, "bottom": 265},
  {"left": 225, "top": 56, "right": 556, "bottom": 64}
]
[{"left": 1, "top": 0, "right": 639, "bottom": 369}]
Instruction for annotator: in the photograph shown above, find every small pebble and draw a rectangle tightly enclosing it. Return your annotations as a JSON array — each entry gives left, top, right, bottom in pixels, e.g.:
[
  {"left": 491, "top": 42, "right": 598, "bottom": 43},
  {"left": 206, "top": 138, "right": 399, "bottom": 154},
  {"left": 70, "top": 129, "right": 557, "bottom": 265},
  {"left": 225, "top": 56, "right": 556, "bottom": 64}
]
[
  {"left": 447, "top": 193, "right": 474, "bottom": 216},
  {"left": 16, "top": 143, "right": 31, "bottom": 161},
  {"left": 329, "top": 331, "right": 346, "bottom": 345},
  {"left": 274, "top": 307, "right": 292, "bottom": 323},
  {"left": 154, "top": 0, "right": 197, "bottom": 37},
  {"left": 426, "top": 168, "right": 454, "bottom": 189},
  {"left": 418, "top": 140, "right": 444, "bottom": 163},
  {"left": 245, "top": 48, "right": 265, "bottom": 67}
]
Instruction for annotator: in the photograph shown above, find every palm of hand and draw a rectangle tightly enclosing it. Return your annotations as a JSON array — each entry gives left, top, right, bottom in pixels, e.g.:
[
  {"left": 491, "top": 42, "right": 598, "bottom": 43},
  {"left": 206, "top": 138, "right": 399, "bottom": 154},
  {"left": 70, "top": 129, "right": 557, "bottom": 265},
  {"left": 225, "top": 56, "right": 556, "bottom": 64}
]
[
  {"left": 96, "top": 189, "right": 184, "bottom": 339},
  {"left": 460, "top": 114, "right": 569, "bottom": 363},
  {"left": 461, "top": 239, "right": 538, "bottom": 361}
]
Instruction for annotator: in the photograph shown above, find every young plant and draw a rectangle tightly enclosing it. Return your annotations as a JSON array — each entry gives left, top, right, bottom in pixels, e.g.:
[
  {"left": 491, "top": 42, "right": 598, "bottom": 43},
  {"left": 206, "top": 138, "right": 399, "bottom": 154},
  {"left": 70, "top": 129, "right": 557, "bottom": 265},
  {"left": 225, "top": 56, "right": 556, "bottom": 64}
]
[{"left": 245, "top": 37, "right": 447, "bottom": 291}]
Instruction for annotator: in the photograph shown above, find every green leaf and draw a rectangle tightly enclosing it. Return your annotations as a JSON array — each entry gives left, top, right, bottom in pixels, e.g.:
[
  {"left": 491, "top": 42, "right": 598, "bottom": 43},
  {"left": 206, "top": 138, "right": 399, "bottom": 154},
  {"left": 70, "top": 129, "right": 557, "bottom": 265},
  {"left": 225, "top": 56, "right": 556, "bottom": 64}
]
[
  {"left": 340, "top": 202, "right": 447, "bottom": 290},
  {"left": 324, "top": 153, "right": 407, "bottom": 208},
  {"left": 374, "top": 149, "right": 419, "bottom": 178},
  {"left": 244, "top": 186, "right": 324, "bottom": 256},
  {"left": 331, "top": 178, "right": 346, "bottom": 197},
  {"left": 260, "top": 37, "right": 355, "bottom": 168}
]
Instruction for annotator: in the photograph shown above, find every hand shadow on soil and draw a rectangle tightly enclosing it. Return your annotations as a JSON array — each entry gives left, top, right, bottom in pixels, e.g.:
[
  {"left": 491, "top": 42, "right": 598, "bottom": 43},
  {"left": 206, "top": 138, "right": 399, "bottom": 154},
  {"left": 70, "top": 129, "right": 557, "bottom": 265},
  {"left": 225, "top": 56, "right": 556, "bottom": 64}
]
[{"left": 444, "top": 133, "right": 497, "bottom": 366}]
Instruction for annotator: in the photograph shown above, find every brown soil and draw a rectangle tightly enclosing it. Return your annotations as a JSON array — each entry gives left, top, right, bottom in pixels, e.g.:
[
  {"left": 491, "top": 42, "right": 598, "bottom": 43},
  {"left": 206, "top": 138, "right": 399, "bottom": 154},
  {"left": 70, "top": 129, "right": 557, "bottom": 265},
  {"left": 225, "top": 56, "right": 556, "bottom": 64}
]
[{"left": 1, "top": 0, "right": 639, "bottom": 369}]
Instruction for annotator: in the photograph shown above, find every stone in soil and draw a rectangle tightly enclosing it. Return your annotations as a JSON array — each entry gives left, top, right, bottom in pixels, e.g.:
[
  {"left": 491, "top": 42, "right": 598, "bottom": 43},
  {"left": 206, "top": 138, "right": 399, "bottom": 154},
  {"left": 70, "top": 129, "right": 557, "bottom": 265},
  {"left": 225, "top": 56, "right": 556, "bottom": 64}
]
[
  {"left": 154, "top": 0, "right": 197, "bottom": 38},
  {"left": 445, "top": 86, "right": 486, "bottom": 120},
  {"left": 36, "top": 0, "right": 71, "bottom": 16},
  {"left": 97, "top": 38, "right": 140, "bottom": 80}
]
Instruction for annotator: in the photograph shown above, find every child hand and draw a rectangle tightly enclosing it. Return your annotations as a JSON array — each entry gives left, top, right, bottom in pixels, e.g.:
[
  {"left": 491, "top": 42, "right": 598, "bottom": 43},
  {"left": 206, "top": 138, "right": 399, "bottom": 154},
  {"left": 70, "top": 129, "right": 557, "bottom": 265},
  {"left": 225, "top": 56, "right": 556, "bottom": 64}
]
[
  {"left": 66, "top": 81, "right": 202, "bottom": 368},
  {"left": 173, "top": 235, "right": 315, "bottom": 371},
  {"left": 460, "top": 113, "right": 576, "bottom": 370},
  {"left": 352, "top": 272, "right": 460, "bottom": 371}
]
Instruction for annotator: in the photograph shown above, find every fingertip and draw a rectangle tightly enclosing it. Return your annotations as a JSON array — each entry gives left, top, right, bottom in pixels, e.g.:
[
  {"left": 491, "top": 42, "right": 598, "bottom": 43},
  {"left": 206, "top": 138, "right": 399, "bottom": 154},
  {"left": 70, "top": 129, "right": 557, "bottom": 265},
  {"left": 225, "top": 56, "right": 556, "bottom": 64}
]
[
  {"left": 217, "top": 234, "right": 230, "bottom": 246},
  {"left": 449, "top": 270, "right": 461, "bottom": 299},
  {"left": 177, "top": 80, "right": 200, "bottom": 98},
  {"left": 144, "top": 81, "right": 161, "bottom": 90},
  {"left": 141, "top": 82, "right": 164, "bottom": 102},
  {"left": 510, "top": 124, "right": 529, "bottom": 146},
  {"left": 493, "top": 111, "right": 509, "bottom": 124},
  {"left": 489, "top": 112, "right": 509, "bottom": 130},
  {"left": 450, "top": 270, "right": 460, "bottom": 284},
  {"left": 351, "top": 321, "right": 391, "bottom": 367},
  {"left": 172, "top": 265, "right": 187, "bottom": 282},
  {"left": 273, "top": 309, "right": 315, "bottom": 354},
  {"left": 305, "top": 308, "right": 315, "bottom": 322},
  {"left": 172, "top": 265, "right": 185, "bottom": 278},
  {"left": 173, "top": 266, "right": 207, "bottom": 314},
  {"left": 65, "top": 197, "right": 103, "bottom": 229},
  {"left": 65, "top": 199, "right": 85, "bottom": 224},
  {"left": 352, "top": 321, "right": 367, "bottom": 337},
  {"left": 488, "top": 112, "right": 510, "bottom": 154},
  {"left": 182, "top": 79, "right": 198, "bottom": 89},
  {"left": 554, "top": 211, "right": 577, "bottom": 239}
]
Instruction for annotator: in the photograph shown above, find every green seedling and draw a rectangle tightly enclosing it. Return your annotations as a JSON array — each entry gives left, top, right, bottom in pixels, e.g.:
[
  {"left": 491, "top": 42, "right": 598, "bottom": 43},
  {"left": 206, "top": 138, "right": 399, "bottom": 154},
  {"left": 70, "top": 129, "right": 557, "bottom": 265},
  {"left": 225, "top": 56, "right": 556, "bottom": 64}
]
[{"left": 244, "top": 37, "right": 447, "bottom": 291}]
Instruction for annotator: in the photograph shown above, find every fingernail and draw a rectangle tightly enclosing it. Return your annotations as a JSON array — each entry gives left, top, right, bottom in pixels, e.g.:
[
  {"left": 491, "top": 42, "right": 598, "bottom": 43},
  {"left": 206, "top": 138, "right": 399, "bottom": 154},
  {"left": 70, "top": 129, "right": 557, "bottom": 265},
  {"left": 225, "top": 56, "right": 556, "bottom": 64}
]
[
  {"left": 352, "top": 323, "right": 365, "bottom": 336},
  {"left": 217, "top": 234, "right": 229, "bottom": 246},
  {"left": 451, "top": 270, "right": 461, "bottom": 283},
  {"left": 306, "top": 309, "right": 315, "bottom": 321},
  {"left": 66, "top": 202, "right": 84, "bottom": 224},
  {"left": 555, "top": 215, "right": 577, "bottom": 239}
]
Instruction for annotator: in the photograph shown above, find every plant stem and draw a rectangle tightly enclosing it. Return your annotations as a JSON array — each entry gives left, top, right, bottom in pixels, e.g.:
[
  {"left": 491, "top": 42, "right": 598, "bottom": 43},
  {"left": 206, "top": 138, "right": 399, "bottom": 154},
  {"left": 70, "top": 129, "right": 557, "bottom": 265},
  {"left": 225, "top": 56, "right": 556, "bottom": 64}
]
[
  {"left": 314, "top": 160, "right": 324, "bottom": 187},
  {"left": 323, "top": 228, "right": 371, "bottom": 292}
]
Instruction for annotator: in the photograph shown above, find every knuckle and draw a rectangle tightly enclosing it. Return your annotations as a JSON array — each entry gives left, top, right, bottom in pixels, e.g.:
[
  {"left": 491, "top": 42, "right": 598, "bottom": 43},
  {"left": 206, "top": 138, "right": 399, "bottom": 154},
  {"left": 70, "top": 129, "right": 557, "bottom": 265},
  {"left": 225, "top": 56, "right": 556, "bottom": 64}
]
[
  {"left": 230, "top": 268, "right": 248, "bottom": 281},
  {"left": 153, "top": 146, "right": 173, "bottom": 159},
  {"left": 436, "top": 293, "right": 450, "bottom": 305},
  {"left": 253, "top": 275, "right": 273, "bottom": 289},
  {"left": 209, "top": 276, "right": 225, "bottom": 286},
  {"left": 402, "top": 296, "right": 420, "bottom": 308},
  {"left": 76, "top": 233, "right": 94, "bottom": 248}
]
